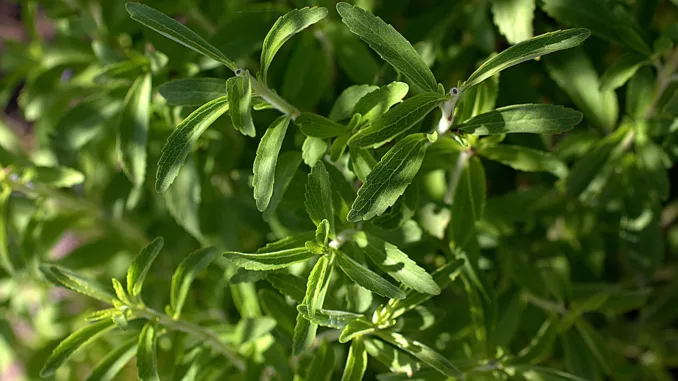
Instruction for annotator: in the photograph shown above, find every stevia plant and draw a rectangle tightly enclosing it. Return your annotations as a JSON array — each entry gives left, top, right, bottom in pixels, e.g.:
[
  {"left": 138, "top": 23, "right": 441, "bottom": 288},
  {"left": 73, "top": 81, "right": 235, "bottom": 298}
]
[{"left": 1, "top": 0, "right": 677, "bottom": 380}]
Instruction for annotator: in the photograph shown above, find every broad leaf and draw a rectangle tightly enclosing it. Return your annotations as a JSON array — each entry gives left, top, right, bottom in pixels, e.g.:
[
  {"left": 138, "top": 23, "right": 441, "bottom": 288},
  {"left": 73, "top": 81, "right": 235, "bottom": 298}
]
[
  {"left": 156, "top": 96, "right": 229, "bottom": 192},
  {"left": 329, "top": 84, "right": 379, "bottom": 121},
  {"left": 293, "top": 312, "right": 318, "bottom": 355},
  {"left": 302, "top": 136, "right": 328, "bottom": 167},
  {"left": 352, "top": 81, "right": 410, "bottom": 122},
  {"left": 41, "top": 320, "right": 116, "bottom": 377},
  {"left": 137, "top": 322, "right": 159, "bottom": 381},
  {"left": 336, "top": 3, "right": 438, "bottom": 92},
  {"left": 262, "top": 151, "right": 303, "bottom": 220},
  {"left": 599, "top": 53, "right": 647, "bottom": 91},
  {"left": 462, "top": 28, "right": 590, "bottom": 91},
  {"left": 224, "top": 247, "right": 314, "bottom": 271},
  {"left": 85, "top": 337, "right": 136, "bottom": 381},
  {"left": 350, "top": 231, "right": 439, "bottom": 295},
  {"left": 349, "top": 147, "right": 377, "bottom": 183},
  {"left": 296, "top": 112, "right": 348, "bottom": 138},
  {"left": 375, "top": 331, "right": 463, "bottom": 379},
  {"left": 260, "top": 7, "right": 328, "bottom": 84},
  {"left": 126, "top": 3, "right": 237, "bottom": 70},
  {"left": 170, "top": 247, "right": 217, "bottom": 318},
  {"left": 158, "top": 78, "right": 227, "bottom": 106},
  {"left": 364, "top": 337, "right": 419, "bottom": 376},
  {"left": 304, "top": 255, "right": 333, "bottom": 318},
  {"left": 40, "top": 264, "right": 115, "bottom": 303},
  {"left": 305, "top": 161, "right": 335, "bottom": 234},
  {"left": 490, "top": 0, "right": 535, "bottom": 44},
  {"left": 348, "top": 92, "right": 446, "bottom": 148},
  {"left": 253, "top": 115, "right": 290, "bottom": 211},
  {"left": 341, "top": 337, "right": 368, "bottom": 381},
  {"left": 165, "top": 156, "right": 203, "bottom": 242},
  {"left": 126, "top": 237, "right": 164, "bottom": 296},
  {"left": 306, "top": 340, "right": 335, "bottom": 381},
  {"left": 348, "top": 133, "right": 430, "bottom": 222},
  {"left": 457, "top": 104, "right": 583, "bottom": 135},
  {"left": 226, "top": 73, "right": 256, "bottom": 137},
  {"left": 478, "top": 145, "right": 568, "bottom": 178},
  {"left": 335, "top": 250, "right": 405, "bottom": 299},
  {"left": 297, "top": 305, "right": 362, "bottom": 329},
  {"left": 259, "top": 289, "right": 296, "bottom": 335},
  {"left": 117, "top": 73, "right": 151, "bottom": 187}
]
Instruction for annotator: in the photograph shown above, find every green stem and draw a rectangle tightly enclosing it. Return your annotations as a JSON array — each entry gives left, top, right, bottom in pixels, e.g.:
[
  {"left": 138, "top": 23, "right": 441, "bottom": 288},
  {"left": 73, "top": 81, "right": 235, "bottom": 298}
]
[
  {"left": 132, "top": 305, "right": 246, "bottom": 371},
  {"left": 248, "top": 72, "right": 301, "bottom": 120}
]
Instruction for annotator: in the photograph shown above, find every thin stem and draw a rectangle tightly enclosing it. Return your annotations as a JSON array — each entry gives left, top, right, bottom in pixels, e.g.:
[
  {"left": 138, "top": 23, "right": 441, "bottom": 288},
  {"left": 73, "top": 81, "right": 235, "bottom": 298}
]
[
  {"left": 437, "top": 88, "right": 461, "bottom": 135},
  {"left": 644, "top": 48, "right": 678, "bottom": 120},
  {"left": 522, "top": 293, "right": 567, "bottom": 315},
  {"left": 132, "top": 305, "right": 246, "bottom": 371},
  {"left": 248, "top": 72, "right": 301, "bottom": 120}
]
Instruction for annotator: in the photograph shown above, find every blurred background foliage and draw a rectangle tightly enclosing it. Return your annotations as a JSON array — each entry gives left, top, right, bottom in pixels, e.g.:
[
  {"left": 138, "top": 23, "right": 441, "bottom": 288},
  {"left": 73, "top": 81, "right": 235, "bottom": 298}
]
[{"left": 1, "top": 0, "right": 678, "bottom": 380}]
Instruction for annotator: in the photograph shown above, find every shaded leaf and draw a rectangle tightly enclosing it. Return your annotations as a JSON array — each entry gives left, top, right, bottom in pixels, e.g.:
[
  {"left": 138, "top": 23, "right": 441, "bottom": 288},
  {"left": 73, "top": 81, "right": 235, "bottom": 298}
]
[
  {"left": 85, "top": 337, "right": 137, "bottom": 381},
  {"left": 126, "top": 237, "right": 164, "bottom": 296},
  {"left": 226, "top": 73, "right": 256, "bottom": 137},
  {"left": 137, "top": 322, "right": 159, "bottom": 381},
  {"left": 478, "top": 145, "right": 568, "bottom": 178},
  {"left": 117, "top": 73, "right": 151, "bottom": 187},
  {"left": 296, "top": 112, "right": 348, "bottom": 138},
  {"left": 375, "top": 331, "right": 463, "bottom": 379},
  {"left": 224, "top": 247, "right": 314, "bottom": 271},
  {"left": 490, "top": 0, "right": 536, "bottom": 44},
  {"left": 352, "top": 81, "right": 410, "bottom": 122},
  {"left": 253, "top": 115, "right": 290, "bottom": 211},
  {"left": 298, "top": 305, "right": 362, "bottom": 329},
  {"left": 170, "top": 247, "right": 217, "bottom": 318},
  {"left": 305, "top": 161, "right": 335, "bottom": 234},
  {"left": 158, "top": 78, "right": 227, "bottom": 106},
  {"left": 40, "top": 264, "right": 115, "bottom": 303},
  {"left": 335, "top": 250, "right": 405, "bottom": 299},
  {"left": 329, "top": 84, "right": 379, "bottom": 121},
  {"left": 341, "top": 337, "right": 368, "bottom": 381},
  {"left": 457, "top": 104, "right": 583, "bottom": 135}
]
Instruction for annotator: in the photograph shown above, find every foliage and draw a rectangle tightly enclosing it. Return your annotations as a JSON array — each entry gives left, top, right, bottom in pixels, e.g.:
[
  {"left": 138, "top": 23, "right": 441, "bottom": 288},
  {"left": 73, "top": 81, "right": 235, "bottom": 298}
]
[{"left": 1, "top": 0, "right": 678, "bottom": 380}]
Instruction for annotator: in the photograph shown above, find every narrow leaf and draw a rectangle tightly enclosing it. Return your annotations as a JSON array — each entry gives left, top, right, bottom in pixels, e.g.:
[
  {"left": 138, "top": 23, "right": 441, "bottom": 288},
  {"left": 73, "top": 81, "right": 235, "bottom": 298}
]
[
  {"left": 260, "top": 7, "right": 329, "bottom": 84},
  {"left": 267, "top": 273, "right": 307, "bottom": 302},
  {"left": 341, "top": 337, "right": 368, "bottom": 381},
  {"left": 335, "top": 250, "right": 406, "bottom": 299},
  {"left": 336, "top": 2, "right": 438, "bottom": 92},
  {"left": 156, "top": 96, "right": 229, "bottom": 192},
  {"left": 305, "top": 161, "right": 335, "bottom": 234},
  {"left": 170, "top": 247, "right": 217, "bottom": 318},
  {"left": 40, "top": 320, "right": 116, "bottom": 377},
  {"left": 457, "top": 104, "right": 583, "bottom": 135},
  {"left": 40, "top": 264, "right": 115, "bottom": 303},
  {"left": 158, "top": 78, "right": 227, "bottom": 106},
  {"left": 599, "top": 53, "right": 647, "bottom": 91},
  {"left": 462, "top": 28, "right": 590, "bottom": 91},
  {"left": 478, "top": 145, "right": 568, "bottom": 178},
  {"left": 348, "top": 92, "right": 446, "bottom": 149},
  {"left": 126, "top": 237, "right": 164, "bottom": 296},
  {"left": 117, "top": 73, "right": 151, "bottom": 187},
  {"left": 85, "top": 337, "right": 136, "bottom": 381},
  {"left": 126, "top": 2, "right": 237, "bottom": 71},
  {"left": 224, "top": 247, "right": 315, "bottom": 271},
  {"left": 340, "top": 318, "right": 376, "bottom": 343},
  {"left": 137, "top": 322, "right": 159, "bottom": 381},
  {"left": 375, "top": 331, "right": 463, "bottom": 379},
  {"left": 352, "top": 81, "right": 410, "bottom": 122},
  {"left": 263, "top": 151, "right": 303, "bottom": 221},
  {"left": 253, "top": 115, "right": 290, "bottom": 211},
  {"left": 296, "top": 112, "right": 348, "bottom": 138},
  {"left": 304, "top": 255, "right": 333, "bottom": 318},
  {"left": 164, "top": 156, "right": 203, "bottom": 242},
  {"left": 306, "top": 340, "right": 335, "bottom": 381},
  {"left": 329, "top": 84, "right": 379, "bottom": 121},
  {"left": 348, "top": 133, "right": 429, "bottom": 222},
  {"left": 226, "top": 73, "right": 256, "bottom": 137},
  {"left": 298, "top": 305, "right": 362, "bottom": 329},
  {"left": 293, "top": 312, "right": 318, "bottom": 355}
]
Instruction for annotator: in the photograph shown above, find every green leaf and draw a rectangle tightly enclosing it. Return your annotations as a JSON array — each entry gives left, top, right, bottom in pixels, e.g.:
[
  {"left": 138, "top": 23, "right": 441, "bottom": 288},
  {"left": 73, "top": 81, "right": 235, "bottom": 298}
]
[
  {"left": 540, "top": 0, "right": 651, "bottom": 56},
  {"left": 457, "top": 104, "right": 583, "bottom": 135},
  {"left": 262, "top": 151, "right": 303, "bottom": 221},
  {"left": 165, "top": 156, "right": 203, "bottom": 242},
  {"left": 302, "top": 136, "right": 328, "bottom": 167},
  {"left": 516, "top": 319, "right": 558, "bottom": 364},
  {"left": 295, "top": 112, "right": 348, "bottom": 138},
  {"left": 40, "top": 264, "right": 115, "bottom": 303},
  {"left": 348, "top": 92, "right": 446, "bottom": 148},
  {"left": 253, "top": 115, "right": 290, "bottom": 211},
  {"left": 375, "top": 331, "right": 463, "bottom": 379},
  {"left": 111, "top": 278, "right": 130, "bottom": 305},
  {"left": 599, "top": 53, "right": 647, "bottom": 91},
  {"left": 137, "top": 322, "right": 160, "bottom": 381},
  {"left": 226, "top": 72, "right": 256, "bottom": 137},
  {"left": 27, "top": 166, "right": 85, "bottom": 188},
  {"left": 267, "top": 273, "right": 307, "bottom": 302},
  {"left": 125, "top": 2, "right": 237, "bottom": 71},
  {"left": 259, "top": 289, "right": 296, "bottom": 335},
  {"left": 260, "top": 7, "right": 328, "bottom": 85},
  {"left": 304, "top": 255, "right": 333, "bottom": 318},
  {"left": 329, "top": 84, "right": 379, "bottom": 121},
  {"left": 126, "top": 237, "right": 164, "bottom": 296},
  {"left": 170, "top": 247, "right": 217, "bottom": 318},
  {"left": 348, "top": 133, "right": 429, "bottom": 222},
  {"left": 224, "top": 247, "right": 314, "bottom": 271},
  {"left": 544, "top": 48, "right": 618, "bottom": 131},
  {"left": 158, "top": 78, "right": 227, "bottom": 106},
  {"left": 352, "top": 81, "right": 410, "bottom": 122},
  {"left": 297, "top": 305, "right": 362, "bottom": 329},
  {"left": 117, "top": 73, "right": 151, "bottom": 187},
  {"left": 40, "top": 320, "right": 116, "bottom": 377},
  {"left": 364, "top": 337, "right": 419, "bottom": 376},
  {"left": 305, "top": 161, "right": 335, "bottom": 235},
  {"left": 341, "top": 337, "right": 368, "bottom": 381},
  {"left": 85, "top": 337, "right": 136, "bottom": 381},
  {"left": 281, "top": 35, "right": 329, "bottom": 110},
  {"left": 335, "top": 250, "right": 405, "bottom": 299},
  {"left": 350, "top": 231, "right": 439, "bottom": 295},
  {"left": 306, "top": 340, "right": 335, "bottom": 381},
  {"left": 293, "top": 312, "right": 318, "bottom": 355},
  {"left": 449, "top": 155, "right": 486, "bottom": 249},
  {"left": 626, "top": 66, "right": 654, "bottom": 119},
  {"left": 315, "top": 219, "right": 331, "bottom": 246},
  {"left": 514, "top": 364, "right": 590, "bottom": 381},
  {"left": 478, "top": 145, "right": 568, "bottom": 178},
  {"left": 349, "top": 147, "right": 377, "bottom": 183},
  {"left": 326, "top": 23, "right": 381, "bottom": 85},
  {"left": 490, "top": 0, "right": 535, "bottom": 44},
  {"left": 340, "top": 318, "right": 376, "bottom": 343},
  {"left": 336, "top": 3, "right": 438, "bottom": 92},
  {"left": 574, "top": 320, "right": 612, "bottom": 374},
  {"left": 462, "top": 28, "right": 590, "bottom": 91},
  {"left": 156, "top": 96, "right": 229, "bottom": 192}
]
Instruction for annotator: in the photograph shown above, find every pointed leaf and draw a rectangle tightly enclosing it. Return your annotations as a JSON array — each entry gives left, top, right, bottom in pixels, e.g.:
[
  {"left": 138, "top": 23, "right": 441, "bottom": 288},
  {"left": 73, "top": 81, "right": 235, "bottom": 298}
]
[
  {"left": 457, "top": 104, "right": 583, "bottom": 135},
  {"left": 158, "top": 78, "right": 227, "bottom": 106},
  {"left": 478, "top": 145, "right": 568, "bottom": 178},
  {"left": 226, "top": 73, "right": 256, "bottom": 137},
  {"left": 293, "top": 312, "right": 318, "bottom": 355},
  {"left": 156, "top": 96, "right": 229, "bottom": 192},
  {"left": 335, "top": 250, "right": 405, "bottom": 299},
  {"left": 599, "top": 53, "right": 647, "bottom": 91},
  {"left": 350, "top": 231, "right": 439, "bottom": 295},
  {"left": 40, "top": 264, "right": 115, "bottom": 303},
  {"left": 137, "top": 322, "right": 159, "bottom": 381},
  {"left": 262, "top": 151, "right": 303, "bottom": 221},
  {"left": 260, "top": 7, "right": 328, "bottom": 84},
  {"left": 296, "top": 112, "right": 348, "bottom": 138},
  {"left": 170, "top": 247, "right": 217, "bottom": 318},
  {"left": 304, "top": 255, "right": 333, "bottom": 318},
  {"left": 298, "top": 305, "right": 362, "bottom": 329},
  {"left": 268, "top": 273, "right": 307, "bottom": 302},
  {"left": 224, "top": 248, "right": 315, "bottom": 271},
  {"left": 348, "top": 133, "right": 429, "bottom": 222},
  {"left": 352, "top": 81, "right": 410, "bottom": 122},
  {"left": 164, "top": 156, "right": 203, "bottom": 241},
  {"left": 329, "top": 84, "right": 379, "bottom": 121},
  {"left": 348, "top": 92, "right": 446, "bottom": 148},
  {"left": 341, "top": 337, "right": 368, "bottom": 381},
  {"left": 126, "top": 237, "right": 164, "bottom": 296},
  {"left": 336, "top": 2, "right": 438, "bottom": 92},
  {"left": 117, "top": 73, "right": 151, "bottom": 187},
  {"left": 375, "top": 331, "right": 463, "bottom": 379},
  {"left": 85, "top": 337, "right": 137, "bottom": 381},
  {"left": 254, "top": 115, "right": 290, "bottom": 211},
  {"left": 305, "top": 161, "right": 335, "bottom": 234},
  {"left": 40, "top": 320, "right": 116, "bottom": 377},
  {"left": 462, "top": 28, "right": 590, "bottom": 91},
  {"left": 126, "top": 2, "right": 236, "bottom": 71}
]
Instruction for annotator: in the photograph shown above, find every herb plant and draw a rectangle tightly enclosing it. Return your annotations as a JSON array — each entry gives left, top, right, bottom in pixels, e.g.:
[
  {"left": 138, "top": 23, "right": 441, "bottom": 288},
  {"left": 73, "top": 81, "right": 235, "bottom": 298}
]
[{"left": 1, "top": 0, "right": 678, "bottom": 380}]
